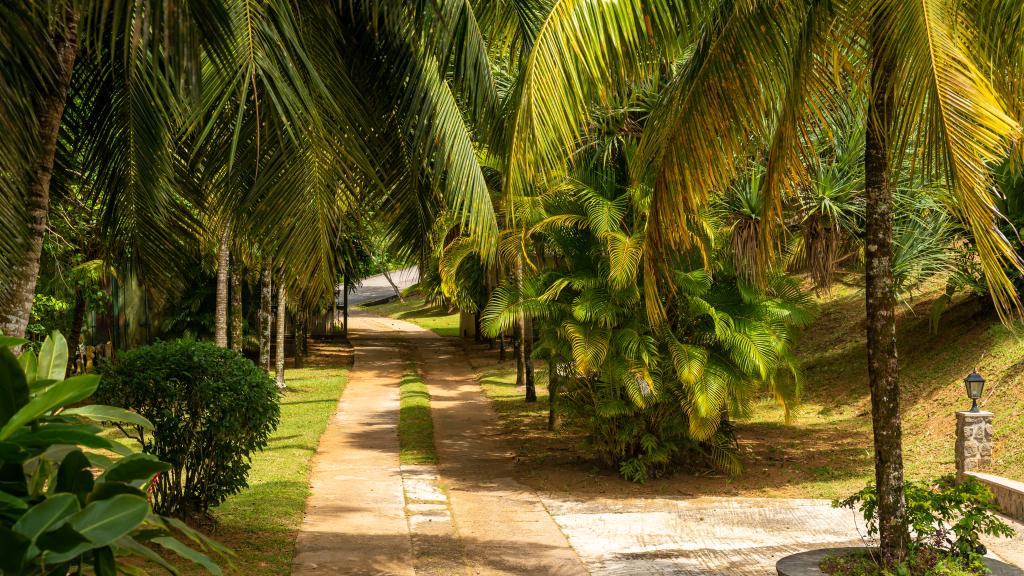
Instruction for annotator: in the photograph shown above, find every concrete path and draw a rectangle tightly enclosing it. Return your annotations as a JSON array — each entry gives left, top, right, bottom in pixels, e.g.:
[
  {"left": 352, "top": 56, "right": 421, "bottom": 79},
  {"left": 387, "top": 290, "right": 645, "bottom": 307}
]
[
  {"left": 291, "top": 322, "right": 414, "bottom": 575},
  {"left": 293, "top": 311, "right": 1024, "bottom": 575},
  {"left": 412, "top": 328, "right": 589, "bottom": 576},
  {"left": 294, "top": 312, "right": 586, "bottom": 575}
]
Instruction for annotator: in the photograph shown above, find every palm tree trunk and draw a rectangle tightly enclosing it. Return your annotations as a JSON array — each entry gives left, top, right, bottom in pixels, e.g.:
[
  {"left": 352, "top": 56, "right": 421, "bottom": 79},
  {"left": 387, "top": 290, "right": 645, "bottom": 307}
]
[
  {"left": 547, "top": 358, "right": 560, "bottom": 431},
  {"left": 524, "top": 316, "right": 537, "bottom": 402},
  {"left": 275, "top": 281, "right": 287, "bottom": 388},
  {"left": 230, "top": 260, "right": 243, "bottom": 352},
  {"left": 865, "top": 25, "right": 910, "bottom": 563},
  {"left": 515, "top": 317, "right": 525, "bottom": 388},
  {"left": 214, "top": 226, "right": 231, "bottom": 347},
  {"left": 0, "top": 9, "right": 79, "bottom": 339},
  {"left": 342, "top": 275, "right": 349, "bottom": 339},
  {"left": 66, "top": 288, "right": 86, "bottom": 377},
  {"left": 260, "top": 261, "right": 272, "bottom": 370},
  {"left": 294, "top": 310, "right": 306, "bottom": 369}
]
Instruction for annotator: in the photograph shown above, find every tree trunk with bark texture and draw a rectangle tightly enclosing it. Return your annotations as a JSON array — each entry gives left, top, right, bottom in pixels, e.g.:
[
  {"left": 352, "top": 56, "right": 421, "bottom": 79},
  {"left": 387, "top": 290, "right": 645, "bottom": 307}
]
[
  {"left": 230, "top": 261, "right": 243, "bottom": 352},
  {"left": 259, "top": 262, "right": 272, "bottom": 370},
  {"left": 547, "top": 358, "right": 560, "bottom": 431},
  {"left": 66, "top": 289, "right": 86, "bottom": 376},
  {"left": 0, "top": 10, "right": 79, "bottom": 339},
  {"left": 294, "top": 310, "right": 306, "bottom": 369},
  {"left": 524, "top": 316, "right": 537, "bottom": 402},
  {"left": 514, "top": 318, "right": 525, "bottom": 388},
  {"left": 214, "top": 226, "right": 231, "bottom": 347},
  {"left": 275, "top": 282, "right": 287, "bottom": 388},
  {"left": 865, "top": 25, "right": 910, "bottom": 563},
  {"left": 342, "top": 276, "right": 349, "bottom": 339}
]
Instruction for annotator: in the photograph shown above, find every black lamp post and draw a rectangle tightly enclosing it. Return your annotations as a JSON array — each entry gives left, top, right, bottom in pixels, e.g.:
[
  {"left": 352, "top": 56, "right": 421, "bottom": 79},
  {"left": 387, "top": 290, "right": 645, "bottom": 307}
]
[{"left": 964, "top": 371, "right": 986, "bottom": 413}]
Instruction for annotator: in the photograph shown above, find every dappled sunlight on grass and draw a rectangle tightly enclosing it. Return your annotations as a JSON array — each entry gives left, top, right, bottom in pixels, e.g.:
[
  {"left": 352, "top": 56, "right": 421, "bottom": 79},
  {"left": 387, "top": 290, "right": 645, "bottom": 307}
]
[{"left": 399, "top": 367, "right": 438, "bottom": 464}]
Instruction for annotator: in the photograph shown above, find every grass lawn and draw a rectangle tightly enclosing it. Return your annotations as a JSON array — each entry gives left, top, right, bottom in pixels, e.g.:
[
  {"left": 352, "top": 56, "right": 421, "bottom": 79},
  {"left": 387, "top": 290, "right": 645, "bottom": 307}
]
[
  {"left": 182, "top": 360, "right": 348, "bottom": 575},
  {"left": 399, "top": 366, "right": 438, "bottom": 464},
  {"left": 360, "top": 289, "right": 460, "bottom": 337}
]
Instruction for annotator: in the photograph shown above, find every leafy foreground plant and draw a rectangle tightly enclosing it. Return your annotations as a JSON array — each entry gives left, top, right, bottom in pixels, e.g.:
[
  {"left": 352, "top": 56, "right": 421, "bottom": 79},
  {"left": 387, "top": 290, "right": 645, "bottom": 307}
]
[
  {"left": 96, "top": 339, "right": 280, "bottom": 517},
  {"left": 825, "top": 475, "right": 1014, "bottom": 575},
  {"left": 0, "top": 332, "right": 229, "bottom": 575}
]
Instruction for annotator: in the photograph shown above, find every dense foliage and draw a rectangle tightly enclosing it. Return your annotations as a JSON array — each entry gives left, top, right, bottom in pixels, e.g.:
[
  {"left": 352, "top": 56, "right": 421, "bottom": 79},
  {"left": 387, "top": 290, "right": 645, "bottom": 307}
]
[
  {"left": 831, "top": 475, "right": 1014, "bottom": 574},
  {"left": 472, "top": 97, "right": 814, "bottom": 482},
  {"left": 0, "top": 332, "right": 226, "bottom": 574},
  {"left": 97, "top": 339, "right": 280, "bottom": 516}
]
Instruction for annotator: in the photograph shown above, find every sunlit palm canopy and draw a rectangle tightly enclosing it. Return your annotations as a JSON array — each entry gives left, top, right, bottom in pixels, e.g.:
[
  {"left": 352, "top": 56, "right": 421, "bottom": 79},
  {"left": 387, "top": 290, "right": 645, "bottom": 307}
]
[{"left": 503, "top": 0, "right": 1024, "bottom": 315}]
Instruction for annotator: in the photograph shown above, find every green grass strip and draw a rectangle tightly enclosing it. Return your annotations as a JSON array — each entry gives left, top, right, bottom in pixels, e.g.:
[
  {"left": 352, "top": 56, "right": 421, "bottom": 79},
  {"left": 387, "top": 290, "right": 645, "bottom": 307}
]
[
  {"left": 399, "top": 367, "right": 438, "bottom": 464},
  {"left": 177, "top": 363, "right": 347, "bottom": 576}
]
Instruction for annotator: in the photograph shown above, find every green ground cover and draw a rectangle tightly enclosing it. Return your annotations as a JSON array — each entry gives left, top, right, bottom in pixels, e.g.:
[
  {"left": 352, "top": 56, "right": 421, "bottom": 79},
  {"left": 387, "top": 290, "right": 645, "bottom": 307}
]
[{"left": 398, "top": 366, "right": 438, "bottom": 464}]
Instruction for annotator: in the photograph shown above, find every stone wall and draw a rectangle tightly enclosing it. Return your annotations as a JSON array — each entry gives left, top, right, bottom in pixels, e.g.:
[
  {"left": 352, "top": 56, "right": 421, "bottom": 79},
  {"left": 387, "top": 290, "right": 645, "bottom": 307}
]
[
  {"left": 956, "top": 411, "right": 993, "bottom": 477},
  {"left": 969, "top": 472, "right": 1024, "bottom": 523}
]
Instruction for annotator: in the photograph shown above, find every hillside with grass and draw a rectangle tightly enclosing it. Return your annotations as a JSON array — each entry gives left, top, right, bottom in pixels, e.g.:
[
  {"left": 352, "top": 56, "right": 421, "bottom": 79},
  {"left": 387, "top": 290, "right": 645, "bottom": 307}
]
[
  {"left": 779, "top": 279, "right": 1024, "bottom": 494},
  {"left": 361, "top": 282, "right": 1024, "bottom": 501}
]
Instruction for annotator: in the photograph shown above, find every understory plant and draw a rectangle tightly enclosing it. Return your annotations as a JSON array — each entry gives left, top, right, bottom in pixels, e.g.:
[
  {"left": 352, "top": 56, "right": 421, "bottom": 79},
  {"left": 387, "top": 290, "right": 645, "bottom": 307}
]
[
  {"left": 96, "top": 339, "right": 280, "bottom": 517},
  {"left": 831, "top": 475, "right": 1014, "bottom": 574},
  {"left": 480, "top": 98, "right": 814, "bottom": 482},
  {"left": 0, "top": 331, "right": 228, "bottom": 575}
]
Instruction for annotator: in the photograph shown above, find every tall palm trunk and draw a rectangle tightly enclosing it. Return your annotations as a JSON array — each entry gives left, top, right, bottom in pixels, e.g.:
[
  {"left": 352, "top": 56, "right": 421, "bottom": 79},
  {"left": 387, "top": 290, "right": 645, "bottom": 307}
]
[
  {"left": 523, "top": 316, "right": 537, "bottom": 402},
  {"left": 342, "top": 275, "right": 349, "bottom": 339},
  {"left": 547, "top": 358, "right": 560, "bottom": 431},
  {"left": 865, "top": 25, "right": 910, "bottom": 563},
  {"left": 230, "top": 260, "right": 243, "bottom": 352},
  {"left": 294, "top": 309, "right": 306, "bottom": 369},
  {"left": 66, "top": 288, "right": 86, "bottom": 376},
  {"left": 275, "top": 281, "right": 287, "bottom": 388},
  {"left": 259, "top": 261, "right": 272, "bottom": 370},
  {"left": 0, "top": 10, "right": 79, "bottom": 338},
  {"left": 514, "top": 317, "right": 525, "bottom": 387},
  {"left": 214, "top": 226, "right": 231, "bottom": 347}
]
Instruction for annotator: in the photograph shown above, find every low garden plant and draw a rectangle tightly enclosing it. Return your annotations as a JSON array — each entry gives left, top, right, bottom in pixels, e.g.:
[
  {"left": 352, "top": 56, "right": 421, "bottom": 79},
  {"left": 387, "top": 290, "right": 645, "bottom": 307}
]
[
  {"left": 825, "top": 475, "right": 1014, "bottom": 575},
  {"left": 96, "top": 339, "right": 280, "bottom": 518},
  {"left": 0, "top": 331, "right": 228, "bottom": 575}
]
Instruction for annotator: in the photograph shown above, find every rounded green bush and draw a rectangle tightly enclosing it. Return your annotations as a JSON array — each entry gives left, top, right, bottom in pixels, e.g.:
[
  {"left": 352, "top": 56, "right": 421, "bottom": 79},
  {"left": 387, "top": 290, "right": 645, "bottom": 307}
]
[{"left": 97, "top": 339, "right": 280, "bottom": 517}]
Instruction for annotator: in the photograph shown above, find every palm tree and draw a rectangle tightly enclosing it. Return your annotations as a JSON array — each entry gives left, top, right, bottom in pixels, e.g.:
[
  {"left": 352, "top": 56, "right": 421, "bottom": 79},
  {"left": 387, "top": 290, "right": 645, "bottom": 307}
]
[{"left": 494, "top": 0, "right": 1024, "bottom": 561}]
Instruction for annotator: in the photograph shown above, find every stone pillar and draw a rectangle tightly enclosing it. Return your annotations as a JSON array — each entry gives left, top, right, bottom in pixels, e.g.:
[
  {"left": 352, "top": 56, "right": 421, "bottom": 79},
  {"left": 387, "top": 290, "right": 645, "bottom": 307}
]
[{"left": 956, "top": 411, "right": 993, "bottom": 478}]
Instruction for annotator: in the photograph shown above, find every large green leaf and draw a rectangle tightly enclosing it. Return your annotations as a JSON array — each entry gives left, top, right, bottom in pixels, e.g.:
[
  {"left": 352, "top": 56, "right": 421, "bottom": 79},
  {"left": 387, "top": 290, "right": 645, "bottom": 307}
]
[
  {"left": 0, "top": 489, "right": 27, "bottom": 511},
  {"left": 68, "top": 494, "right": 149, "bottom": 547},
  {"left": 93, "top": 545, "right": 117, "bottom": 576},
  {"left": 87, "top": 482, "right": 146, "bottom": 503},
  {"left": 0, "top": 526, "right": 29, "bottom": 573},
  {"left": 17, "top": 351, "right": 37, "bottom": 385},
  {"left": 0, "top": 336, "right": 28, "bottom": 348},
  {"left": 0, "top": 374, "right": 101, "bottom": 441},
  {"left": 13, "top": 424, "right": 133, "bottom": 457},
  {"left": 38, "top": 523, "right": 93, "bottom": 564},
  {"left": 56, "top": 450, "right": 95, "bottom": 496},
  {"left": 12, "top": 493, "right": 80, "bottom": 544},
  {"left": 114, "top": 535, "right": 180, "bottom": 573},
  {"left": 36, "top": 331, "right": 68, "bottom": 382},
  {"left": 64, "top": 405, "right": 154, "bottom": 430},
  {"left": 153, "top": 536, "right": 222, "bottom": 575},
  {"left": 101, "top": 453, "right": 170, "bottom": 485},
  {"left": 0, "top": 347, "right": 30, "bottom": 424}
]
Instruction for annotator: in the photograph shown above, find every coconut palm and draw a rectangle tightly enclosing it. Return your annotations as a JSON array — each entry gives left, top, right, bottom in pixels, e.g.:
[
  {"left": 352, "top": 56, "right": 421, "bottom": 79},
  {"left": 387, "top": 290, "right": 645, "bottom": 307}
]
[{"left": 498, "top": 1, "right": 1024, "bottom": 559}]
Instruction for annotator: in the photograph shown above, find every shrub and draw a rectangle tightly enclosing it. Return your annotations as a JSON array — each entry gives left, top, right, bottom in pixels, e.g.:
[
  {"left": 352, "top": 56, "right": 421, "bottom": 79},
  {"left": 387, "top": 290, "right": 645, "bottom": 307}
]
[
  {"left": 0, "top": 331, "right": 227, "bottom": 575},
  {"left": 835, "top": 475, "right": 1015, "bottom": 561},
  {"left": 97, "top": 339, "right": 280, "bottom": 517}
]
